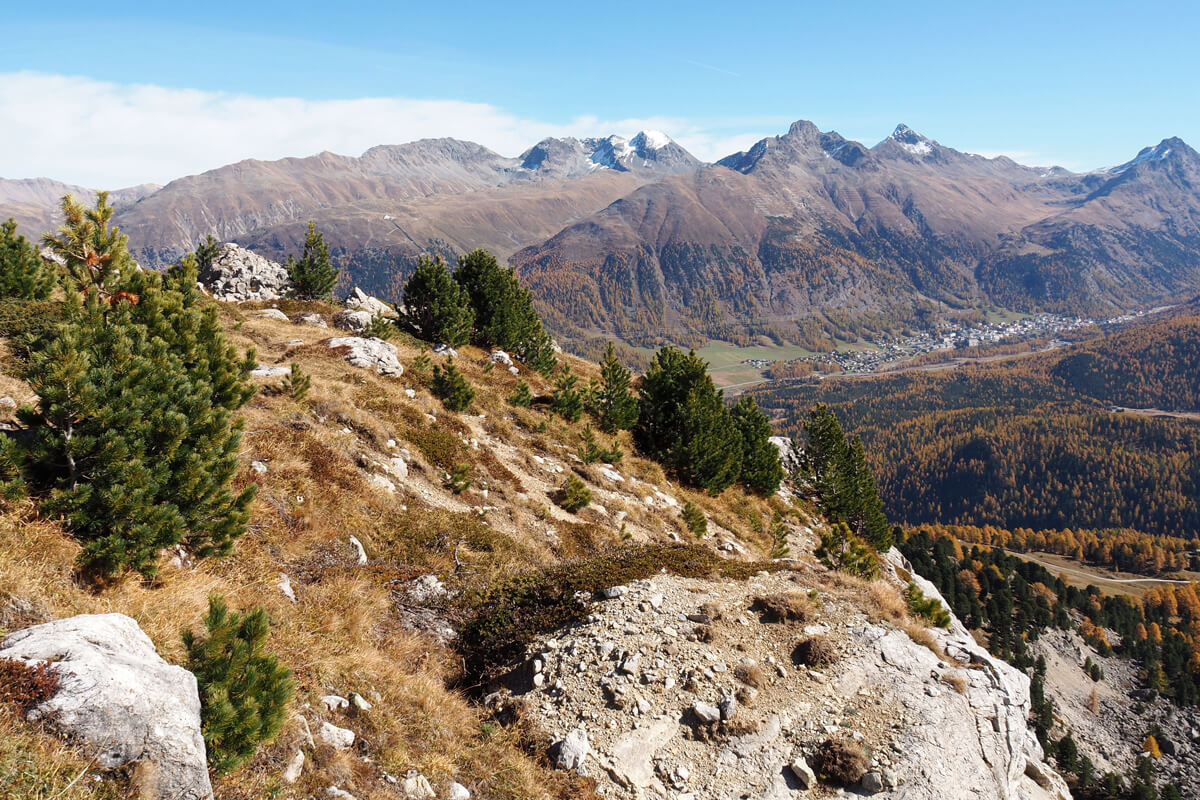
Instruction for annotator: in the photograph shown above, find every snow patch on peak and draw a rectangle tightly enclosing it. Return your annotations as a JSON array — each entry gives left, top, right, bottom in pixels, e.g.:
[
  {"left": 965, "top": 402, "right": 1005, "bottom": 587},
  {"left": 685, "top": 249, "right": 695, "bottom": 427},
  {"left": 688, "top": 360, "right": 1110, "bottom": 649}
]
[
  {"left": 891, "top": 124, "right": 933, "bottom": 156},
  {"left": 633, "top": 130, "right": 672, "bottom": 150},
  {"left": 900, "top": 139, "right": 933, "bottom": 157},
  {"left": 1105, "top": 141, "right": 1175, "bottom": 174}
]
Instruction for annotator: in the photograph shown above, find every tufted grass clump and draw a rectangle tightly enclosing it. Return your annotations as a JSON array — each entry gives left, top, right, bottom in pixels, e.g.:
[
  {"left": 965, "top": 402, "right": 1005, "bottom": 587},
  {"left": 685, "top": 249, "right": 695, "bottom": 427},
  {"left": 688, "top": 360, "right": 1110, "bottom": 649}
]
[
  {"left": 812, "top": 738, "right": 869, "bottom": 786},
  {"left": 792, "top": 635, "right": 837, "bottom": 668}
]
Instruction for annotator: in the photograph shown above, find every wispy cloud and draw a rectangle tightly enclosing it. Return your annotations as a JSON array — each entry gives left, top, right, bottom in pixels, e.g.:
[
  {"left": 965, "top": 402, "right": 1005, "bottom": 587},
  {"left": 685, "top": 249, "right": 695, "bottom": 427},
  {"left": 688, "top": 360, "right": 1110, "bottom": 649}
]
[{"left": 0, "top": 72, "right": 774, "bottom": 187}]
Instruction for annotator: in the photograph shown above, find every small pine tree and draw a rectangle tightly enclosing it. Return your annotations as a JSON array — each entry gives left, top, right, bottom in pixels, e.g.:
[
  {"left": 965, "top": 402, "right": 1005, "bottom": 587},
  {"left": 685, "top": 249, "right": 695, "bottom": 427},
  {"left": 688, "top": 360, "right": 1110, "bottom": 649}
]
[
  {"left": 195, "top": 234, "right": 220, "bottom": 272},
  {"left": 286, "top": 222, "right": 338, "bottom": 300},
  {"left": 816, "top": 522, "right": 880, "bottom": 578},
  {"left": 681, "top": 501, "right": 707, "bottom": 538},
  {"left": 454, "top": 249, "right": 556, "bottom": 374},
  {"left": 402, "top": 255, "right": 473, "bottom": 346},
  {"left": 577, "top": 424, "right": 603, "bottom": 464},
  {"left": 508, "top": 380, "right": 533, "bottom": 407},
  {"left": 768, "top": 512, "right": 790, "bottom": 559},
  {"left": 904, "top": 582, "right": 952, "bottom": 627},
  {"left": 281, "top": 363, "right": 311, "bottom": 400},
  {"left": 21, "top": 212, "right": 257, "bottom": 576},
  {"left": 730, "top": 395, "right": 784, "bottom": 496},
  {"left": 0, "top": 219, "right": 56, "bottom": 300},
  {"left": 410, "top": 347, "right": 432, "bottom": 376},
  {"left": 183, "top": 595, "right": 294, "bottom": 775},
  {"left": 1055, "top": 733, "right": 1079, "bottom": 775},
  {"left": 551, "top": 366, "right": 584, "bottom": 423},
  {"left": 588, "top": 342, "right": 638, "bottom": 433},
  {"left": 556, "top": 473, "right": 592, "bottom": 513},
  {"left": 431, "top": 358, "right": 475, "bottom": 412},
  {"left": 444, "top": 463, "right": 472, "bottom": 494}
]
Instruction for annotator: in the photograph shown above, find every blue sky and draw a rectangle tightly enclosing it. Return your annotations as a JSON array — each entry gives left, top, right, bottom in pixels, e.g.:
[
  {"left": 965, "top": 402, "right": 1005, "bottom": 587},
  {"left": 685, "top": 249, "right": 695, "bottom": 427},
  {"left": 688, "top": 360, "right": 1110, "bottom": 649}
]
[{"left": 3, "top": 0, "right": 1198, "bottom": 186}]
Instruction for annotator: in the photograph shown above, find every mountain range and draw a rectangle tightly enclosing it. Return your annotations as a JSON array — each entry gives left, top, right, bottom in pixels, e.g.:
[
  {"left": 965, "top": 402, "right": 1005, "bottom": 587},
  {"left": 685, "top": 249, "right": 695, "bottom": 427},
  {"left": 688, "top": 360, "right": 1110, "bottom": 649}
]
[{"left": 5, "top": 121, "right": 1200, "bottom": 350}]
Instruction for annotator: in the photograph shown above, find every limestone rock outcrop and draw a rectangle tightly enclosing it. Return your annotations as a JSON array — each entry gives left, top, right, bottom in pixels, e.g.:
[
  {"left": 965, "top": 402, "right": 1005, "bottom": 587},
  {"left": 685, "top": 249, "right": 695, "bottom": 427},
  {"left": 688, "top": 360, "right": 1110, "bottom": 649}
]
[
  {"left": 0, "top": 613, "right": 213, "bottom": 800},
  {"left": 198, "top": 243, "right": 291, "bottom": 302},
  {"left": 512, "top": 560, "right": 1070, "bottom": 800},
  {"left": 327, "top": 337, "right": 404, "bottom": 376},
  {"left": 344, "top": 287, "right": 398, "bottom": 319}
]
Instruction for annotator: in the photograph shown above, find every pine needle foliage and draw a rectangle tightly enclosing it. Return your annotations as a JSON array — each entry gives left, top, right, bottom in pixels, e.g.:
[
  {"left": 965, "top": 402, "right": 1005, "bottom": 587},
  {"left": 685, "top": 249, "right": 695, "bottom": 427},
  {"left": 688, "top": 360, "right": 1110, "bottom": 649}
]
[
  {"left": 0, "top": 218, "right": 56, "bottom": 300},
  {"left": 904, "top": 582, "right": 951, "bottom": 627},
  {"left": 286, "top": 222, "right": 338, "bottom": 301},
  {"left": 803, "top": 404, "right": 891, "bottom": 550},
  {"left": 588, "top": 342, "right": 639, "bottom": 433},
  {"left": 508, "top": 380, "right": 533, "bottom": 407},
  {"left": 42, "top": 192, "right": 135, "bottom": 296},
  {"left": 768, "top": 511, "right": 790, "bottom": 559},
  {"left": 816, "top": 522, "right": 880, "bottom": 579},
  {"left": 731, "top": 395, "right": 784, "bottom": 496},
  {"left": 444, "top": 464, "right": 472, "bottom": 494},
  {"left": 362, "top": 313, "right": 396, "bottom": 340},
  {"left": 183, "top": 595, "right": 294, "bottom": 776},
  {"left": 454, "top": 249, "right": 556, "bottom": 374},
  {"left": 281, "top": 363, "right": 311, "bottom": 401},
  {"left": 635, "top": 348, "right": 743, "bottom": 495},
  {"left": 195, "top": 235, "right": 220, "bottom": 272},
  {"left": 402, "top": 255, "right": 473, "bottom": 346},
  {"left": 18, "top": 202, "right": 257, "bottom": 576},
  {"left": 432, "top": 358, "right": 475, "bottom": 412},
  {"left": 681, "top": 501, "right": 707, "bottom": 538},
  {"left": 551, "top": 365, "right": 584, "bottom": 423},
  {"left": 556, "top": 473, "right": 592, "bottom": 513}
]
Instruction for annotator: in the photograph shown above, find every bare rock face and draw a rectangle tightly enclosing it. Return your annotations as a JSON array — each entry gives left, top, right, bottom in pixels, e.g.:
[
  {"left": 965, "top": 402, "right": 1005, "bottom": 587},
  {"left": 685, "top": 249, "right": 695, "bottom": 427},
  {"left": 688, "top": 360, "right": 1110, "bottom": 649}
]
[
  {"left": 345, "top": 287, "right": 398, "bottom": 319},
  {"left": 198, "top": 243, "right": 292, "bottom": 302},
  {"left": 334, "top": 309, "right": 374, "bottom": 333},
  {"left": 0, "top": 613, "right": 213, "bottom": 800},
  {"left": 327, "top": 337, "right": 404, "bottom": 376},
  {"left": 514, "top": 562, "right": 1071, "bottom": 800}
]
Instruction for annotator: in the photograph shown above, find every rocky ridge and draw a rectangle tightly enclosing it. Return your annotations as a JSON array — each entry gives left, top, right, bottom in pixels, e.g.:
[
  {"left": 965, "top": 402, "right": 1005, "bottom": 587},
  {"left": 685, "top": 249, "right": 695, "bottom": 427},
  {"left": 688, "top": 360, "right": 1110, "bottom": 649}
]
[{"left": 505, "top": 550, "right": 1069, "bottom": 800}]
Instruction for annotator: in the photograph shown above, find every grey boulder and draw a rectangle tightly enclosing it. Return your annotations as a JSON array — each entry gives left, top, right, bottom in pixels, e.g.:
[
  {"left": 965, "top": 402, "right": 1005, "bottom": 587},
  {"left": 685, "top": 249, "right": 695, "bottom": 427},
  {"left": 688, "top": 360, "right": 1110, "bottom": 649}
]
[
  {"left": 0, "top": 613, "right": 213, "bottom": 800},
  {"left": 327, "top": 337, "right": 404, "bottom": 376}
]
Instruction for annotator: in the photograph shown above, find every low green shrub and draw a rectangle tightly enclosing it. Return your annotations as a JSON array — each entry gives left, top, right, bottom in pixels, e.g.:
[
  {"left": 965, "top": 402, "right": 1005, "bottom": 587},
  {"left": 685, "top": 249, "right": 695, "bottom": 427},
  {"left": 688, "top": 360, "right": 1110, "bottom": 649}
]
[{"left": 183, "top": 595, "right": 294, "bottom": 775}]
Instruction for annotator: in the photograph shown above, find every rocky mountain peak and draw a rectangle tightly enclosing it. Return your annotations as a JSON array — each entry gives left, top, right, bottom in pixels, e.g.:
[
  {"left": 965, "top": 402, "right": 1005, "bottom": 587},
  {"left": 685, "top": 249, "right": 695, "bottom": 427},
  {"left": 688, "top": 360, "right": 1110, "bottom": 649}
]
[
  {"left": 1107, "top": 136, "right": 1197, "bottom": 175},
  {"left": 884, "top": 123, "right": 936, "bottom": 157}
]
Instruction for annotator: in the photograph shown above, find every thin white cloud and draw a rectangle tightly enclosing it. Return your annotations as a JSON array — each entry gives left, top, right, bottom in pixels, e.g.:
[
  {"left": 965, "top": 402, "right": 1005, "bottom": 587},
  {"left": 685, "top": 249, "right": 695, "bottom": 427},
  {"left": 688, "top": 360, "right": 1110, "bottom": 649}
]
[{"left": 0, "top": 72, "right": 774, "bottom": 188}]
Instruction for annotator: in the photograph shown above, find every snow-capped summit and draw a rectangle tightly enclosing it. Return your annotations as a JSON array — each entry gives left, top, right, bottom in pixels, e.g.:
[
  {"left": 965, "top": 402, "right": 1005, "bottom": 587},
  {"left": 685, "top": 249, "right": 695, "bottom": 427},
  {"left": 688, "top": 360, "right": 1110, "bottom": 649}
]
[
  {"left": 1105, "top": 137, "right": 1185, "bottom": 174},
  {"left": 515, "top": 132, "right": 700, "bottom": 178},
  {"left": 587, "top": 132, "right": 700, "bottom": 174},
  {"left": 631, "top": 130, "right": 673, "bottom": 151},
  {"left": 890, "top": 124, "right": 934, "bottom": 156}
]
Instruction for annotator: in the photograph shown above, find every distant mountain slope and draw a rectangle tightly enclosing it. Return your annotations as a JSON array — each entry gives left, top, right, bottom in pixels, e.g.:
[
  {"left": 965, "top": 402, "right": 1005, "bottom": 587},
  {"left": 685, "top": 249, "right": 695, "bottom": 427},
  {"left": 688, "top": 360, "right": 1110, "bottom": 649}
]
[
  {"left": 0, "top": 178, "right": 160, "bottom": 238},
  {"left": 514, "top": 121, "right": 1200, "bottom": 349},
  {"left": 109, "top": 132, "right": 701, "bottom": 269}
]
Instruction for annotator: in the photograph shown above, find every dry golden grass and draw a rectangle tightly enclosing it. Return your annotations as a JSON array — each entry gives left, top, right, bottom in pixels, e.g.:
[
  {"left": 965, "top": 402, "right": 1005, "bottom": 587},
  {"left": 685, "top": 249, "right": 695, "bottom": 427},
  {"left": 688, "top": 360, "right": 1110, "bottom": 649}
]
[
  {"left": 0, "top": 706, "right": 123, "bottom": 800},
  {"left": 752, "top": 590, "right": 814, "bottom": 623},
  {"left": 941, "top": 671, "right": 968, "bottom": 694}
]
